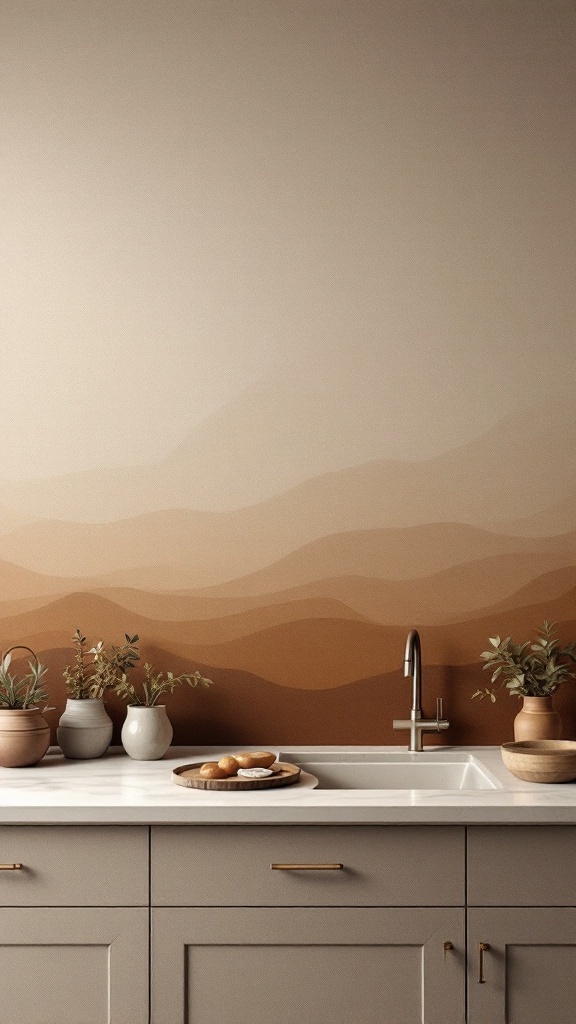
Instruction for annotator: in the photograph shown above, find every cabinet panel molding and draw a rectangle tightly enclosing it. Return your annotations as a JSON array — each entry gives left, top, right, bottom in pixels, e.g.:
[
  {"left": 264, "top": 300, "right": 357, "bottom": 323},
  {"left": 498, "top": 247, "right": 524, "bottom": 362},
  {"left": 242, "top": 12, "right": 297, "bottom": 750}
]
[
  {"left": 0, "top": 906, "right": 148, "bottom": 1024},
  {"left": 152, "top": 906, "right": 465, "bottom": 1024},
  {"left": 467, "top": 826, "right": 576, "bottom": 906},
  {"left": 468, "top": 907, "right": 576, "bottom": 1024}
]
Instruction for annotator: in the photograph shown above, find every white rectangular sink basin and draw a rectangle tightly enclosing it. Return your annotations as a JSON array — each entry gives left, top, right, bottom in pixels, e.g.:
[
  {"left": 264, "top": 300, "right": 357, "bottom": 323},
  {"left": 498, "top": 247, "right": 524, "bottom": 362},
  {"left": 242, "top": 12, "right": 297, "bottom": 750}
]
[{"left": 279, "top": 751, "right": 501, "bottom": 791}]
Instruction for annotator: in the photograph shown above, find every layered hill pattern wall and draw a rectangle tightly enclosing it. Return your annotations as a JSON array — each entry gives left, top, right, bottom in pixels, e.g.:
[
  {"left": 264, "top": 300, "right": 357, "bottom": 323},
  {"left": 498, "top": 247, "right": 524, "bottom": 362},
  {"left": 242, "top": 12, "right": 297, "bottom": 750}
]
[
  {"left": 1, "top": 388, "right": 575, "bottom": 745},
  {"left": 2, "top": 0, "right": 575, "bottom": 745}
]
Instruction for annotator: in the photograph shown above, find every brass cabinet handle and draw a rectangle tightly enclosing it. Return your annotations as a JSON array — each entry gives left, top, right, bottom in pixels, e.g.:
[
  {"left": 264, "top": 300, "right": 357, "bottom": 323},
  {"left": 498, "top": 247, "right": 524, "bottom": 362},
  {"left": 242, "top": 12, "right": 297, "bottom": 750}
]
[
  {"left": 0, "top": 863, "right": 23, "bottom": 870},
  {"left": 271, "top": 863, "right": 343, "bottom": 870},
  {"left": 478, "top": 942, "right": 490, "bottom": 983},
  {"left": 443, "top": 940, "right": 454, "bottom": 959}
]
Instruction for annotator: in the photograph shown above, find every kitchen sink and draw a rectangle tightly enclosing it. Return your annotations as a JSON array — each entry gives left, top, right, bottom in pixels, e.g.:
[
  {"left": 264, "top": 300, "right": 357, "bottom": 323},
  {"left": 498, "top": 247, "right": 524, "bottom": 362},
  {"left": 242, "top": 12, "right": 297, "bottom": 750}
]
[{"left": 279, "top": 750, "right": 502, "bottom": 791}]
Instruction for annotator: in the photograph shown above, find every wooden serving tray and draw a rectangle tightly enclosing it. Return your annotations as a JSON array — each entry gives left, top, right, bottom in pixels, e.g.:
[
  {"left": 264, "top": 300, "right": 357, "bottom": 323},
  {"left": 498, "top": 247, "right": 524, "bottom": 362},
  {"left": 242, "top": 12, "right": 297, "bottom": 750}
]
[{"left": 172, "top": 761, "right": 301, "bottom": 791}]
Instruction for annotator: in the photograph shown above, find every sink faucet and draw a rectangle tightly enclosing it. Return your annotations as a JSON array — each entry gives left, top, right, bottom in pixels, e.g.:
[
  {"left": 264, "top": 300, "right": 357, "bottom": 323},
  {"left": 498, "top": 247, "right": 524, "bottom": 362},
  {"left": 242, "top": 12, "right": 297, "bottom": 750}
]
[{"left": 393, "top": 629, "right": 449, "bottom": 751}]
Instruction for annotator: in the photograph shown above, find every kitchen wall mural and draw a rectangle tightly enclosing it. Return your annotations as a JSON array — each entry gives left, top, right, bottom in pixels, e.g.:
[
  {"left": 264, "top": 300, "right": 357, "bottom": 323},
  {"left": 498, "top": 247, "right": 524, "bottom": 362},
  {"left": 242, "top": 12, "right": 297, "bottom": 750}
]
[{"left": 2, "top": 0, "right": 575, "bottom": 744}]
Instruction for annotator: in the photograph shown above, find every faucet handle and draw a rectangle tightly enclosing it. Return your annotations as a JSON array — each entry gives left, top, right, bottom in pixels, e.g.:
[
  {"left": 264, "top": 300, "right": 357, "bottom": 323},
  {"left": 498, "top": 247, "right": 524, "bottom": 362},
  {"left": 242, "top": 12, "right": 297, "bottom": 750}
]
[{"left": 435, "top": 697, "right": 450, "bottom": 732}]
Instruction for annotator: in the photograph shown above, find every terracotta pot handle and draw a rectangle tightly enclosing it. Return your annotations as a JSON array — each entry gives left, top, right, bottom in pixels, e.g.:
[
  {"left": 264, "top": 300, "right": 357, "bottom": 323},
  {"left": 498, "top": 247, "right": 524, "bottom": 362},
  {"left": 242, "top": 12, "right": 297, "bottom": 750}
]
[{"left": 2, "top": 646, "right": 39, "bottom": 670}]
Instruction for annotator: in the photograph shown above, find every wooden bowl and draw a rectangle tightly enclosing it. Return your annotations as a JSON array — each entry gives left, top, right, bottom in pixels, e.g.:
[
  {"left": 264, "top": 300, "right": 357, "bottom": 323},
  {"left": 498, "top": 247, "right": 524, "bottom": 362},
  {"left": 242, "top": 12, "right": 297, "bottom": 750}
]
[{"left": 501, "top": 740, "right": 576, "bottom": 783}]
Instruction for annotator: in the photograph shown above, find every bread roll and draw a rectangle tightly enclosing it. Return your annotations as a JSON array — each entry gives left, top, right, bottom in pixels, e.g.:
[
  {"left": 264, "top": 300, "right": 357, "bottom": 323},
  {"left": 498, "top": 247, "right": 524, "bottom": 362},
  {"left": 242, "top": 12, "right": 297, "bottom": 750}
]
[
  {"left": 251, "top": 751, "right": 276, "bottom": 768},
  {"left": 199, "top": 762, "right": 229, "bottom": 779},
  {"left": 235, "top": 751, "right": 276, "bottom": 769},
  {"left": 218, "top": 756, "right": 239, "bottom": 776}
]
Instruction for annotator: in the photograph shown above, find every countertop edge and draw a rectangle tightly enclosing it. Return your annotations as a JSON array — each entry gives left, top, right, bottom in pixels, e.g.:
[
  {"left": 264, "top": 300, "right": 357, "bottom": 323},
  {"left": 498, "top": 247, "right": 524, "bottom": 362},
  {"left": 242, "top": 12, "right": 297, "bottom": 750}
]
[{"left": 2, "top": 745, "right": 576, "bottom": 825}]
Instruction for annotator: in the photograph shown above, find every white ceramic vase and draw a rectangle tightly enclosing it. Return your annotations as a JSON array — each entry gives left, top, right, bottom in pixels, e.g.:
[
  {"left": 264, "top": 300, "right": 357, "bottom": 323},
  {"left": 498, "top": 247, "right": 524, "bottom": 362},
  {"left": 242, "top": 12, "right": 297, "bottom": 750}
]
[
  {"left": 121, "top": 705, "right": 173, "bottom": 760},
  {"left": 57, "top": 697, "right": 113, "bottom": 759}
]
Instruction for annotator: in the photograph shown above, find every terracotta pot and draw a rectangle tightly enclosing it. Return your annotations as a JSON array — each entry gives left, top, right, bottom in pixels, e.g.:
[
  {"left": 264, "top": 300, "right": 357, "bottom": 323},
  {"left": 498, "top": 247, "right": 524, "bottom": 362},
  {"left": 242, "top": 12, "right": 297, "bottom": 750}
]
[
  {"left": 514, "top": 695, "right": 562, "bottom": 742},
  {"left": 57, "top": 697, "right": 113, "bottom": 759},
  {"left": 121, "top": 705, "right": 173, "bottom": 760},
  {"left": 0, "top": 708, "right": 50, "bottom": 768}
]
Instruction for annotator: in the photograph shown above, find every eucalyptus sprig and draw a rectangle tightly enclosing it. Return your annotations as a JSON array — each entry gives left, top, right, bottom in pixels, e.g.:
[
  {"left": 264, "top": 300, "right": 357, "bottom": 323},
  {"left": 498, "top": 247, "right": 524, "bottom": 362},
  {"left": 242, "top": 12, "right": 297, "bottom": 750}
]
[
  {"left": 0, "top": 650, "right": 51, "bottom": 710},
  {"left": 64, "top": 629, "right": 140, "bottom": 699},
  {"left": 115, "top": 662, "right": 213, "bottom": 707},
  {"left": 473, "top": 621, "right": 576, "bottom": 701}
]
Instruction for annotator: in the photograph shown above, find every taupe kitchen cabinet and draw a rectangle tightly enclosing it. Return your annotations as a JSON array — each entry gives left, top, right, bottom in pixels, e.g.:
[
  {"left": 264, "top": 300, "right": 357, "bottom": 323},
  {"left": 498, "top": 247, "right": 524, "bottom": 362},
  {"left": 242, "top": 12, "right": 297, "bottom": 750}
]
[
  {"left": 151, "top": 825, "right": 466, "bottom": 1024},
  {"left": 0, "top": 826, "right": 149, "bottom": 1024},
  {"left": 468, "top": 907, "right": 576, "bottom": 1024},
  {"left": 3, "top": 820, "right": 576, "bottom": 1022},
  {"left": 467, "top": 826, "right": 576, "bottom": 1024}
]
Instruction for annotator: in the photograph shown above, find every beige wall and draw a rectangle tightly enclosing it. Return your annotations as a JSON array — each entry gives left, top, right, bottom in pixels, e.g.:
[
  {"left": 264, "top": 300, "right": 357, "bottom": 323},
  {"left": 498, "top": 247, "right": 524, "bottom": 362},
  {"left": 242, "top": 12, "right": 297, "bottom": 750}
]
[{"left": 1, "top": 0, "right": 575, "bottom": 744}]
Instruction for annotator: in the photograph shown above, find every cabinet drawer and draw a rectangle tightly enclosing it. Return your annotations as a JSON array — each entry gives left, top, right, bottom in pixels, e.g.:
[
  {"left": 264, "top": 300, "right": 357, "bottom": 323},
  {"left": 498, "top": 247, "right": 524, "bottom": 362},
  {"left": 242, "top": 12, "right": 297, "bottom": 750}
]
[
  {"left": 468, "top": 826, "right": 576, "bottom": 906},
  {"left": 151, "top": 825, "right": 465, "bottom": 906},
  {"left": 0, "top": 826, "right": 148, "bottom": 906}
]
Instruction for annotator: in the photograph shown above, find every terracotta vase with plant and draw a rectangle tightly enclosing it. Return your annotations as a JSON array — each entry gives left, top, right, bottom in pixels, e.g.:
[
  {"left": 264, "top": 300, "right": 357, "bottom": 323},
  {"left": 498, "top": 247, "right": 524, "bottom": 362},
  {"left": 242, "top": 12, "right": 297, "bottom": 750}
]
[
  {"left": 116, "top": 656, "right": 213, "bottom": 760},
  {"left": 0, "top": 646, "right": 51, "bottom": 767},
  {"left": 57, "top": 629, "right": 140, "bottom": 759},
  {"left": 473, "top": 621, "right": 576, "bottom": 741}
]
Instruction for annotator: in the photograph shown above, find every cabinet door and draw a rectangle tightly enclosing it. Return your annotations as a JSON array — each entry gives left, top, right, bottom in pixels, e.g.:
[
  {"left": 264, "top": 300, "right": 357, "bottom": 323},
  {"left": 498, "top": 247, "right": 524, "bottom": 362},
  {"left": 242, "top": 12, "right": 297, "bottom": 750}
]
[
  {"left": 0, "top": 907, "right": 148, "bottom": 1024},
  {"left": 152, "top": 906, "right": 465, "bottom": 1024},
  {"left": 468, "top": 908, "right": 576, "bottom": 1024}
]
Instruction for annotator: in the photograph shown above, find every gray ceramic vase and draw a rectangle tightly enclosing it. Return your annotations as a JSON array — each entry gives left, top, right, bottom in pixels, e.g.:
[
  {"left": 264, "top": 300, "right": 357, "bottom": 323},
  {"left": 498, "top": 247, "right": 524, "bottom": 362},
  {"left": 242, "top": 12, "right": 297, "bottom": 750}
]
[{"left": 57, "top": 697, "right": 113, "bottom": 759}]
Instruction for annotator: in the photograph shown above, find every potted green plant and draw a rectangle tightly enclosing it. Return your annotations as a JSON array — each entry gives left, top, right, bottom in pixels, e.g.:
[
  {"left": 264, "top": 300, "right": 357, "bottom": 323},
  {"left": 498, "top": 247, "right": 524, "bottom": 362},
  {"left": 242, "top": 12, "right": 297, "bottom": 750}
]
[
  {"left": 116, "top": 659, "right": 213, "bottom": 760},
  {"left": 57, "top": 630, "right": 140, "bottom": 759},
  {"left": 0, "top": 646, "right": 51, "bottom": 767},
  {"left": 473, "top": 621, "right": 576, "bottom": 740}
]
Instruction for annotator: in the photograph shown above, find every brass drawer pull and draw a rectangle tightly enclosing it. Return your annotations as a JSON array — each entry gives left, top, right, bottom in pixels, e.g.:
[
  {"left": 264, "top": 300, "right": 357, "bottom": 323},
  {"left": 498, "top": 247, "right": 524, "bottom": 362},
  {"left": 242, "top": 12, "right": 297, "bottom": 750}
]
[
  {"left": 0, "top": 863, "right": 23, "bottom": 870},
  {"left": 478, "top": 942, "right": 490, "bottom": 983},
  {"left": 271, "top": 863, "right": 343, "bottom": 871}
]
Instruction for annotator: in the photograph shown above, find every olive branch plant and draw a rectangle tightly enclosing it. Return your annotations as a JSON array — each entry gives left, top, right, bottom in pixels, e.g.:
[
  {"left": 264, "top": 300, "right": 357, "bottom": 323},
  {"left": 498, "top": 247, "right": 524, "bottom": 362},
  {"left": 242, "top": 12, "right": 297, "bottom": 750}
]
[
  {"left": 64, "top": 629, "right": 141, "bottom": 699},
  {"left": 115, "top": 662, "right": 213, "bottom": 707},
  {"left": 0, "top": 648, "right": 51, "bottom": 710},
  {"left": 473, "top": 621, "right": 576, "bottom": 702}
]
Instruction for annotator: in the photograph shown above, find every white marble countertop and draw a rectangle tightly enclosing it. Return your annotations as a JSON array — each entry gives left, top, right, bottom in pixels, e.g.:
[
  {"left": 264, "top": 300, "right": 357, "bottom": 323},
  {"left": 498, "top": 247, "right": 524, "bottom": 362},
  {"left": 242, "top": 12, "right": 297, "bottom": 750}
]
[{"left": 1, "top": 745, "right": 576, "bottom": 824}]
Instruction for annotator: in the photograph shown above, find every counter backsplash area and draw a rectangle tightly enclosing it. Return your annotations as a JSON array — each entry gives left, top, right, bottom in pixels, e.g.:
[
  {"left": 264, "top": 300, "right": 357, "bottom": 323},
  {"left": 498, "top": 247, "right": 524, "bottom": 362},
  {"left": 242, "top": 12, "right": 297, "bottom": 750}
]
[{"left": 32, "top": 660, "right": 574, "bottom": 752}]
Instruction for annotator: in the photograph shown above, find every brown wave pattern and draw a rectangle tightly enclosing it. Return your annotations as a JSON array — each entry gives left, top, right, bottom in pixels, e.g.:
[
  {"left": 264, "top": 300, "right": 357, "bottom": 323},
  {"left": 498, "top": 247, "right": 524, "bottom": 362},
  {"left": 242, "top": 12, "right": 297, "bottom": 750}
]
[
  {"left": 83, "top": 556, "right": 573, "bottom": 626},
  {"left": 0, "top": 381, "right": 574, "bottom": 744},
  {"left": 174, "top": 555, "right": 575, "bottom": 626},
  {"left": 2, "top": 519, "right": 576, "bottom": 596},
  {"left": 488, "top": 489, "right": 576, "bottom": 538},
  {"left": 137, "top": 593, "right": 576, "bottom": 692},
  {"left": 0, "top": 386, "right": 575, "bottom": 589},
  {"left": 2, "top": 579, "right": 575, "bottom": 698},
  {"left": 0, "top": 518, "right": 574, "bottom": 744},
  {"left": 0, "top": 592, "right": 368, "bottom": 657},
  {"left": 448, "top": 566, "right": 576, "bottom": 624},
  {"left": 35, "top": 649, "right": 576, "bottom": 750},
  {"left": 0, "top": 551, "right": 573, "bottom": 630},
  {"left": 0, "top": 525, "right": 574, "bottom": 644},
  {"left": 1, "top": 379, "right": 575, "bottom": 527}
]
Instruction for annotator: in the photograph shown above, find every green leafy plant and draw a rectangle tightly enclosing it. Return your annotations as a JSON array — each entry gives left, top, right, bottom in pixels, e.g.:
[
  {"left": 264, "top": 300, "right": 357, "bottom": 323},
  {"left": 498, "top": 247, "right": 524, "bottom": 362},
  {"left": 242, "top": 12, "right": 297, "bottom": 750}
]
[
  {"left": 0, "top": 647, "right": 51, "bottom": 710},
  {"left": 115, "top": 662, "right": 213, "bottom": 707},
  {"left": 473, "top": 621, "right": 576, "bottom": 701},
  {"left": 64, "top": 629, "right": 140, "bottom": 699}
]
